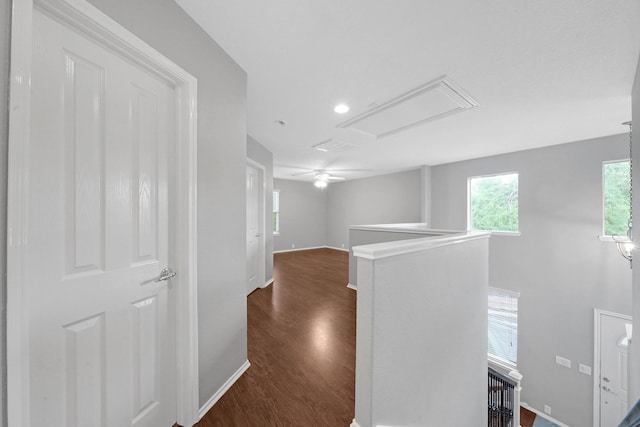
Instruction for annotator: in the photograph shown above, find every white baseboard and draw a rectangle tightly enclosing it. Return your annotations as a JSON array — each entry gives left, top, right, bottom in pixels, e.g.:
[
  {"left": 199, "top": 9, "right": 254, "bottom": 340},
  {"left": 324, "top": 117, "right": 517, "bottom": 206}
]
[
  {"left": 274, "top": 245, "right": 348, "bottom": 254},
  {"left": 262, "top": 278, "right": 274, "bottom": 288},
  {"left": 347, "top": 283, "right": 357, "bottom": 291},
  {"left": 520, "top": 402, "right": 570, "bottom": 427},
  {"left": 351, "top": 419, "right": 390, "bottom": 427},
  {"left": 198, "top": 360, "right": 251, "bottom": 420},
  {"left": 327, "top": 246, "right": 350, "bottom": 252},
  {"left": 274, "top": 245, "right": 326, "bottom": 254}
]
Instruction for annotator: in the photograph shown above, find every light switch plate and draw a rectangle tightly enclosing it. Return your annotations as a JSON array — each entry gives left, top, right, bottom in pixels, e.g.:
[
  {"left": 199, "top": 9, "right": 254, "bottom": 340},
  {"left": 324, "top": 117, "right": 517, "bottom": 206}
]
[{"left": 555, "top": 355, "right": 571, "bottom": 368}]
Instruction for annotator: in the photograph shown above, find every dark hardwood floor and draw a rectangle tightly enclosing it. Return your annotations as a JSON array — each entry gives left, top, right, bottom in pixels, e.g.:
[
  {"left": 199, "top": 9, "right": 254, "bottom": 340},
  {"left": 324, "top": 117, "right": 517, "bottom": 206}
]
[
  {"left": 195, "top": 248, "right": 356, "bottom": 427},
  {"left": 520, "top": 406, "right": 537, "bottom": 427}
]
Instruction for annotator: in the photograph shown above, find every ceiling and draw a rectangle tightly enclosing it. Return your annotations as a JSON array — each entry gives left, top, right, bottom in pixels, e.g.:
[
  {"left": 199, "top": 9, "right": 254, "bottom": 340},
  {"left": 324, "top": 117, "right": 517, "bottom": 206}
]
[{"left": 175, "top": 0, "right": 640, "bottom": 182}]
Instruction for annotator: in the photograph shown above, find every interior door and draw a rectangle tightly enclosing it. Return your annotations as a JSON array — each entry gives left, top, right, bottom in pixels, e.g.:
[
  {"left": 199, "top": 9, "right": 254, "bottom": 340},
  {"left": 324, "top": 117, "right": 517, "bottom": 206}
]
[
  {"left": 26, "top": 8, "right": 177, "bottom": 426},
  {"left": 599, "top": 312, "right": 631, "bottom": 427},
  {"left": 246, "top": 163, "right": 263, "bottom": 294}
]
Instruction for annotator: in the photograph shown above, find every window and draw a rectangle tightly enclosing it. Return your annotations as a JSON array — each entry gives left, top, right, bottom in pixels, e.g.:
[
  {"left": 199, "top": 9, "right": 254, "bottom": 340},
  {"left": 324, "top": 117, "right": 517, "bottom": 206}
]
[
  {"left": 488, "top": 287, "right": 519, "bottom": 365},
  {"left": 603, "top": 160, "right": 630, "bottom": 237},
  {"left": 273, "top": 190, "right": 280, "bottom": 235},
  {"left": 468, "top": 173, "right": 519, "bottom": 233}
]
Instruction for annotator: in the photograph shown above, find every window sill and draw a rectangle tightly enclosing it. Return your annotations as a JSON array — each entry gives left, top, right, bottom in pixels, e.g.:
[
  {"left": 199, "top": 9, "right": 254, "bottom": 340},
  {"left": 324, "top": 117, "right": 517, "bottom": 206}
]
[
  {"left": 598, "top": 235, "right": 631, "bottom": 242},
  {"left": 476, "top": 230, "right": 521, "bottom": 237},
  {"left": 273, "top": 232, "right": 280, "bottom": 236}
]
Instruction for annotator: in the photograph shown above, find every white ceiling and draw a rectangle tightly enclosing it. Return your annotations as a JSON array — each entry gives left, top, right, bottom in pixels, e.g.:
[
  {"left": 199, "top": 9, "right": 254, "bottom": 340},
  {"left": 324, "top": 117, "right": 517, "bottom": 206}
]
[{"left": 175, "top": 0, "right": 640, "bottom": 181}]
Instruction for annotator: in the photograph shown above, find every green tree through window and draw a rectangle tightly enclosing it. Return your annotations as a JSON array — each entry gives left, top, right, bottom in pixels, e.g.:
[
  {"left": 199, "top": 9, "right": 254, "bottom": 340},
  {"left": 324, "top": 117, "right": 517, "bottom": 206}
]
[
  {"left": 604, "top": 160, "right": 631, "bottom": 236},
  {"left": 469, "top": 173, "right": 519, "bottom": 232}
]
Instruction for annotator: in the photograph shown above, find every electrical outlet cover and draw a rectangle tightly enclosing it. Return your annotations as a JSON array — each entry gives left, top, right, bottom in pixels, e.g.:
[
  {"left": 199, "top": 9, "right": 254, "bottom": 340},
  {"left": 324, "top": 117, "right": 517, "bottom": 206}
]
[{"left": 579, "top": 364, "right": 592, "bottom": 376}]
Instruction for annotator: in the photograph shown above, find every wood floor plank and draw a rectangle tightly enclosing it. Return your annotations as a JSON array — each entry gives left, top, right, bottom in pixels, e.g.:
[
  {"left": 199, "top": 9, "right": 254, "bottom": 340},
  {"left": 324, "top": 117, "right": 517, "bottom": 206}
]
[
  {"left": 195, "top": 248, "right": 355, "bottom": 427},
  {"left": 520, "top": 406, "right": 537, "bottom": 427}
]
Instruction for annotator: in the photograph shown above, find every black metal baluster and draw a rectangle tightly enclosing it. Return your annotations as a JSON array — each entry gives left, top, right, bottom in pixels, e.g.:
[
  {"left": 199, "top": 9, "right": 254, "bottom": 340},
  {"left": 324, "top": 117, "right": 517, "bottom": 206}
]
[{"left": 488, "top": 368, "right": 515, "bottom": 427}]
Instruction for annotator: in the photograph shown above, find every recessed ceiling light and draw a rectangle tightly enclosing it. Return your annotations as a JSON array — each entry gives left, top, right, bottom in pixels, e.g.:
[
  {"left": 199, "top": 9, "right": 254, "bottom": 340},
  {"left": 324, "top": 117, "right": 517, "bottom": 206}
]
[{"left": 334, "top": 104, "right": 349, "bottom": 114}]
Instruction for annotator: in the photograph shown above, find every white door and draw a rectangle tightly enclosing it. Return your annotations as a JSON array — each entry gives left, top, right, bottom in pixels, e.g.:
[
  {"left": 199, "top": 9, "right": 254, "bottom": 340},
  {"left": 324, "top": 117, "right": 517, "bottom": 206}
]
[
  {"left": 26, "top": 8, "right": 176, "bottom": 426},
  {"left": 598, "top": 311, "right": 631, "bottom": 427},
  {"left": 246, "top": 163, "right": 264, "bottom": 294}
]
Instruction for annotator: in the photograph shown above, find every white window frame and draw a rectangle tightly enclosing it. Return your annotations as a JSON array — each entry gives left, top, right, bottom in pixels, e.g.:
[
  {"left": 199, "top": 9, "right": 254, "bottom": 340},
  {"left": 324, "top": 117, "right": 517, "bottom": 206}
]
[
  {"left": 467, "top": 172, "right": 521, "bottom": 236},
  {"left": 488, "top": 287, "right": 519, "bottom": 369},
  {"left": 273, "top": 189, "right": 280, "bottom": 235}
]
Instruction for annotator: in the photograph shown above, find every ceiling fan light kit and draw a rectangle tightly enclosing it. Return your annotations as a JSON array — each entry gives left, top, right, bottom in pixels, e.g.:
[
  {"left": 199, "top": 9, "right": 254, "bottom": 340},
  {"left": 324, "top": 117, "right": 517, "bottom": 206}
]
[
  {"left": 310, "top": 171, "right": 346, "bottom": 189},
  {"left": 314, "top": 179, "right": 328, "bottom": 189}
]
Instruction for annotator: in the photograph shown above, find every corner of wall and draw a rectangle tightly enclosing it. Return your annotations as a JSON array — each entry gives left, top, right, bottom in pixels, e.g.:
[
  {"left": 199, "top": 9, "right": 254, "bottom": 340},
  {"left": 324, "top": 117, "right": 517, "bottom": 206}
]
[
  {"left": 629, "top": 49, "right": 640, "bottom": 405},
  {"left": 1, "top": 0, "right": 11, "bottom": 424}
]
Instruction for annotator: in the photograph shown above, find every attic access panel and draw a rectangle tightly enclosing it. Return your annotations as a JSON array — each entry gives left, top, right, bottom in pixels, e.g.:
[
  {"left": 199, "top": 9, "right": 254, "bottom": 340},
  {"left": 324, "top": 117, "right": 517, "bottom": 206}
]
[
  {"left": 337, "top": 77, "right": 478, "bottom": 139},
  {"left": 312, "top": 138, "right": 355, "bottom": 152}
]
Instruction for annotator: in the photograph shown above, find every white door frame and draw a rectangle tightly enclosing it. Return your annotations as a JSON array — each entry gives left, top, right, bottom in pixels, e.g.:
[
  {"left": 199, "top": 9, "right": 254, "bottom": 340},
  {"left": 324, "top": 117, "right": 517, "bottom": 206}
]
[
  {"left": 7, "top": 0, "right": 199, "bottom": 426},
  {"left": 247, "top": 159, "right": 266, "bottom": 289},
  {"left": 593, "top": 309, "right": 632, "bottom": 427}
]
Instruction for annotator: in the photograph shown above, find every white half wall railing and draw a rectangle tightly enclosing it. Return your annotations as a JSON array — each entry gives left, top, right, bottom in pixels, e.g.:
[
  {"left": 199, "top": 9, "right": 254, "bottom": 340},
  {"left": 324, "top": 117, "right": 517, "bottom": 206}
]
[
  {"left": 352, "top": 231, "right": 491, "bottom": 427},
  {"left": 347, "top": 223, "right": 459, "bottom": 290}
]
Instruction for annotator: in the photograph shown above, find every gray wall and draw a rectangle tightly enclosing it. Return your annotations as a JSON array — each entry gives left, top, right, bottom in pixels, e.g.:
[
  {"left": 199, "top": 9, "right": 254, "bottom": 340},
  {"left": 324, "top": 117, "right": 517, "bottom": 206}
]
[
  {"left": 631, "top": 52, "right": 640, "bottom": 405},
  {"left": 273, "top": 179, "right": 327, "bottom": 252},
  {"left": 326, "top": 169, "right": 422, "bottom": 249},
  {"left": 274, "top": 169, "right": 423, "bottom": 252},
  {"left": 87, "top": 0, "right": 248, "bottom": 408},
  {"left": 431, "top": 134, "right": 632, "bottom": 427},
  {"left": 355, "top": 236, "right": 488, "bottom": 427},
  {"left": 355, "top": 236, "right": 489, "bottom": 427},
  {"left": 247, "top": 136, "right": 274, "bottom": 282},
  {"left": 0, "top": 0, "right": 9, "bottom": 425}
]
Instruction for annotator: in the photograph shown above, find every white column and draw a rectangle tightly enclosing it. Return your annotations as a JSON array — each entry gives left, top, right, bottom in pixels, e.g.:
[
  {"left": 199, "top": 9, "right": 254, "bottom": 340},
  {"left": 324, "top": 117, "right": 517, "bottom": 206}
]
[{"left": 420, "top": 165, "right": 432, "bottom": 226}]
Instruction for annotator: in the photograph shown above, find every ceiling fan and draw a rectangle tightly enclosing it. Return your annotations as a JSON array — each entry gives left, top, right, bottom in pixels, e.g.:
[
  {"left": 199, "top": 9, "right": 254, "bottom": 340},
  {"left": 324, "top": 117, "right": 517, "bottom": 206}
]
[
  {"left": 278, "top": 165, "right": 370, "bottom": 187},
  {"left": 298, "top": 171, "right": 345, "bottom": 188},
  {"left": 288, "top": 167, "right": 368, "bottom": 179}
]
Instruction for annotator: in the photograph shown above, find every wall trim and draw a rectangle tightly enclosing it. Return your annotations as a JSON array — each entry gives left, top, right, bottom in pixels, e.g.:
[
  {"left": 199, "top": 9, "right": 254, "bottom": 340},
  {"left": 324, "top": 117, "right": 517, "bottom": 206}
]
[
  {"left": 247, "top": 158, "right": 267, "bottom": 290},
  {"left": 347, "top": 283, "right": 357, "bottom": 291},
  {"left": 198, "top": 360, "right": 251, "bottom": 420},
  {"left": 350, "top": 419, "right": 361, "bottom": 427},
  {"left": 274, "top": 246, "right": 346, "bottom": 254},
  {"left": 262, "top": 278, "right": 274, "bottom": 288},
  {"left": 7, "top": 2, "right": 33, "bottom": 425},
  {"left": 353, "top": 231, "right": 489, "bottom": 260}
]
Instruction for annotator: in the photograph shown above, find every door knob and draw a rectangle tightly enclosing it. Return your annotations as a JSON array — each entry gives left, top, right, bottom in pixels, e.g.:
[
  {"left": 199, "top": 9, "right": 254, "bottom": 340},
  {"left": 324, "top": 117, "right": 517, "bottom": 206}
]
[{"left": 154, "top": 267, "right": 177, "bottom": 282}]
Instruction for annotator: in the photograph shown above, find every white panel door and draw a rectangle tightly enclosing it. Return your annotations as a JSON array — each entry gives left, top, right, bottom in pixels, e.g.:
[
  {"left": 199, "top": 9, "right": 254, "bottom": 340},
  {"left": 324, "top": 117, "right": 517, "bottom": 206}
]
[
  {"left": 246, "top": 164, "right": 263, "bottom": 295},
  {"left": 27, "top": 9, "right": 176, "bottom": 427},
  {"left": 599, "top": 313, "right": 630, "bottom": 427}
]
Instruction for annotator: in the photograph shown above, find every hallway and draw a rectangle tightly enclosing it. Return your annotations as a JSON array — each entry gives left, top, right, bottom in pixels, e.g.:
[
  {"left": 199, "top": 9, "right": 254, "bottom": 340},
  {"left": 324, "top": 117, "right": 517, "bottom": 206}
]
[{"left": 196, "top": 248, "right": 356, "bottom": 426}]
